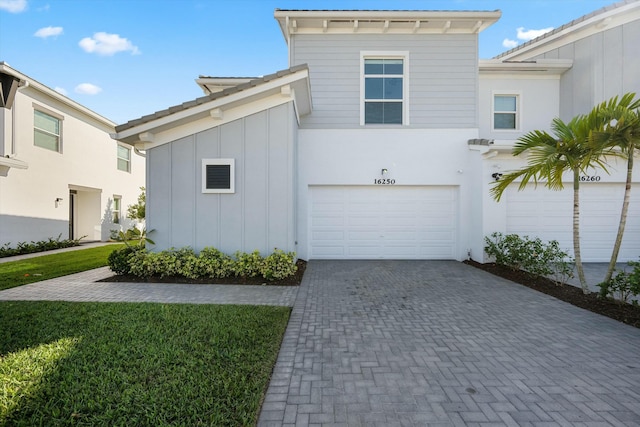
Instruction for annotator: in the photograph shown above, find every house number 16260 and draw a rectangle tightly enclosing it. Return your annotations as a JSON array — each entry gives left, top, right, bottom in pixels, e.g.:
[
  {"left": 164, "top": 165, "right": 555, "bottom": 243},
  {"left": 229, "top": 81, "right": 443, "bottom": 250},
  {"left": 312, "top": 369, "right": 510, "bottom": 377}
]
[{"left": 374, "top": 179, "right": 396, "bottom": 185}]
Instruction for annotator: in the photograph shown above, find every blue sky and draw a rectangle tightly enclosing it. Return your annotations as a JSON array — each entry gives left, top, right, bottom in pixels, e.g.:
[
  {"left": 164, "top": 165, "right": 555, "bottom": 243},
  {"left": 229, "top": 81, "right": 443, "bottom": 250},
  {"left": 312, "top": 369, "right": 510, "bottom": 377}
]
[{"left": 0, "top": 0, "right": 617, "bottom": 124}]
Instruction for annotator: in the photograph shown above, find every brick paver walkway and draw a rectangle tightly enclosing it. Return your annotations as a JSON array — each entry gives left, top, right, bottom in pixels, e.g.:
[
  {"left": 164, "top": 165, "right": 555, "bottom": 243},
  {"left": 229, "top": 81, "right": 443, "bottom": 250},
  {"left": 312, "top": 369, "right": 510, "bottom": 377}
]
[
  {"left": 258, "top": 260, "right": 640, "bottom": 426},
  {"left": 0, "top": 267, "right": 298, "bottom": 306}
]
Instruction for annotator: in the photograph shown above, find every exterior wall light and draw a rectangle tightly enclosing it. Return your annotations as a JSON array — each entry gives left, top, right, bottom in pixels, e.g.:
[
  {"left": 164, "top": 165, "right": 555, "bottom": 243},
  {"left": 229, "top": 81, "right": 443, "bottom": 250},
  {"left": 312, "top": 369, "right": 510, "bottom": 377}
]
[
  {"left": 491, "top": 173, "right": 503, "bottom": 181},
  {"left": 381, "top": 168, "right": 388, "bottom": 176}
]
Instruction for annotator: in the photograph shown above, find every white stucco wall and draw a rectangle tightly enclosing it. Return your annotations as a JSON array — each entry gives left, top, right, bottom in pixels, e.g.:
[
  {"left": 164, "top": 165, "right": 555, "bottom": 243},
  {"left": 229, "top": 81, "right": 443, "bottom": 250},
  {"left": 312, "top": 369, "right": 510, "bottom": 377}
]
[
  {"left": 296, "top": 128, "right": 481, "bottom": 260},
  {"left": 0, "top": 86, "right": 145, "bottom": 246}
]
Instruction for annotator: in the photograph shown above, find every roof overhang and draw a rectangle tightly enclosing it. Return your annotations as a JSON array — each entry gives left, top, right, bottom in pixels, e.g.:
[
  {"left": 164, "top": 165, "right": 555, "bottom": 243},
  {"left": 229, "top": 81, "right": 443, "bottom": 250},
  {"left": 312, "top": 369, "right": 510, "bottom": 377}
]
[
  {"left": 496, "top": 0, "right": 640, "bottom": 61},
  {"left": 195, "top": 77, "right": 256, "bottom": 95},
  {"left": 274, "top": 9, "right": 501, "bottom": 42},
  {"left": 0, "top": 62, "right": 115, "bottom": 128},
  {"left": 113, "top": 65, "right": 312, "bottom": 149},
  {"left": 0, "top": 156, "right": 28, "bottom": 177},
  {"left": 479, "top": 59, "right": 573, "bottom": 76}
]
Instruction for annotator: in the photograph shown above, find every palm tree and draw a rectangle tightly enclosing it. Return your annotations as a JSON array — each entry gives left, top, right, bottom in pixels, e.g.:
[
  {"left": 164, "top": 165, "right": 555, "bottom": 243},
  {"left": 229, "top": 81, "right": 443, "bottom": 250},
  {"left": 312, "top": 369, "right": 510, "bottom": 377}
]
[
  {"left": 593, "top": 93, "right": 640, "bottom": 283},
  {"left": 491, "top": 112, "right": 609, "bottom": 293}
]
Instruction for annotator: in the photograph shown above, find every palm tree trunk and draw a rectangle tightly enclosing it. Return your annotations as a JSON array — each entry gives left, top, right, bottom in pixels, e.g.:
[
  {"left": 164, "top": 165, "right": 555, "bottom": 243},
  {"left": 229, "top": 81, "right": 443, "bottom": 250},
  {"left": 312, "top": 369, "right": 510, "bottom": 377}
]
[
  {"left": 573, "top": 168, "right": 588, "bottom": 292},
  {"left": 604, "top": 145, "right": 634, "bottom": 283}
]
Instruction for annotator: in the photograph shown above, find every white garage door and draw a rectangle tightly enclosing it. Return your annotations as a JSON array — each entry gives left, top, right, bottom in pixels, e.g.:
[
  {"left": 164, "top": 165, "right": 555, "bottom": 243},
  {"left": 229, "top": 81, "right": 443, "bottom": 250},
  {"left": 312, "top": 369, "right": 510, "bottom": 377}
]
[
  {"left": 506, "top": 183, "right": 640, "bottom": 262},
  {"left": 309, "top": 186, "right": 458, "bottom": 259}
]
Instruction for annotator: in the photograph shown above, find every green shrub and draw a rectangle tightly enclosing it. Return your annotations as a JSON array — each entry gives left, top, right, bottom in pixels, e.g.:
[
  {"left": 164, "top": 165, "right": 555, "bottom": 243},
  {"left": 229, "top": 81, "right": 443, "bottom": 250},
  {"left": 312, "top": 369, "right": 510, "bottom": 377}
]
[
  {"left": 0, "top": 234, "right": 84, "bottom": 258},
  {"left": 107, "top": 246, "right": 137, "bottom": 275},
  {"left": 118, "top": 247, "right": 298, "bottom": 282},
  {"left": 262, "top": 249, "right": 297, "bottom": 281},
  {"left": 196, "top": 247, "right": 235, "bottom": 278},
  {"left": 233, "top": 250, "right": 264, "bottom": 278},
  {"left": 598, "top": 260, "right": 640, "bottom": 304},
  {"left": 484, "top": 232, "right": 574, "bottom": 283}
]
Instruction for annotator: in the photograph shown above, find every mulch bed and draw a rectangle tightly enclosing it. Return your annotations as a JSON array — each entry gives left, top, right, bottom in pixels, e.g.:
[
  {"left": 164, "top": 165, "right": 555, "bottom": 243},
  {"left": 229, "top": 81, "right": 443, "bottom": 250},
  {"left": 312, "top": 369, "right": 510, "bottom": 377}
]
[
  {"left": 464, "top": 260, "right": 640, "bottom": 329},
  {"left": 98, "top": 260, "right": 306, "bottom": 287}
]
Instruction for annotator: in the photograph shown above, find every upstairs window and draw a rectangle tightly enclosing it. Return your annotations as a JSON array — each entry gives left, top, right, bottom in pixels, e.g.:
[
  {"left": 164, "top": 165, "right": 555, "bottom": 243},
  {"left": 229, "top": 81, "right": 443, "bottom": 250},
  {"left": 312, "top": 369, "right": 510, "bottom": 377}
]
[
  {"left": 34, "top": 109, "right": 62, "bottom": 152},
  {"left": 362, "top": 55, "right": 407, "bottom": 125},
  {"left": 117, "top": 145, "right": 131, "bottom": 172},
  {"left": 493, "top": 94, "right": 519, "bottom": 130}
]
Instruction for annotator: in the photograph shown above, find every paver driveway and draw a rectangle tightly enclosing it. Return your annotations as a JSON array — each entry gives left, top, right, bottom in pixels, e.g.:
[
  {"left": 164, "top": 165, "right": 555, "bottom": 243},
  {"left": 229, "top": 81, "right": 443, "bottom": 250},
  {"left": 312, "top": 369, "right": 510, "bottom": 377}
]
[{"left": 258, "top": 260, "right": 640, "bottom": 426}]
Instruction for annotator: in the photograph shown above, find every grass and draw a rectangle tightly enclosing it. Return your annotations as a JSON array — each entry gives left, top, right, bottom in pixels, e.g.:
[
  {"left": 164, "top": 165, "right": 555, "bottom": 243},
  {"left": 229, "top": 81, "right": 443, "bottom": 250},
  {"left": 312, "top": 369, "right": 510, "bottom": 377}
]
[
  {"left": 0, "top": 301, "right": 290, "bottom": 426},
  {"left": 0, "top": 244, "right": 123, "bottom": 291}
]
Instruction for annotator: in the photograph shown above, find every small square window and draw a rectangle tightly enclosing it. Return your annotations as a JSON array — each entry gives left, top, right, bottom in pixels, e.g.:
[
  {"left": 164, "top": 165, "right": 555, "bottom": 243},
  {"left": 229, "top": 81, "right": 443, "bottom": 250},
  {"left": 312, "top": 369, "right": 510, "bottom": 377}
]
[
  {"left": 493, "top": 95, "right": 519, "bottom": 130},
  {"left": 202, "top": 159, "right": 235, "bottom": 194},
  {"left": 34, "top": 109, "right": 62, "bottom": 152},
  {"left": 117, "top": 145, "right": 131, "bottom": 172}
]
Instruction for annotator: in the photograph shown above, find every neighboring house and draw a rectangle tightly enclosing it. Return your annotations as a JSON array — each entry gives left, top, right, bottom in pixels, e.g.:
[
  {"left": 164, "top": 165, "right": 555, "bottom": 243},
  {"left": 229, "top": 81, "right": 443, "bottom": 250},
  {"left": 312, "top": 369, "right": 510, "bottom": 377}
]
[
  {"left": 0, "top": 62, "right": 145, "bottom": 246},
  {"left": 113, "top": 1, "right": 640, "bottom": 263}
]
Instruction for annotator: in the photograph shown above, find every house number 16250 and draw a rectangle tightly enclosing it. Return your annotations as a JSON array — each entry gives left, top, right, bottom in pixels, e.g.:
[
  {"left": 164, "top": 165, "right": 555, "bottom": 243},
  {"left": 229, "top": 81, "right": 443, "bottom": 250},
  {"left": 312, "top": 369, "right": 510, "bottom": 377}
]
[{"left": 374, "top": 179, "right": 396, "bottom": 185}]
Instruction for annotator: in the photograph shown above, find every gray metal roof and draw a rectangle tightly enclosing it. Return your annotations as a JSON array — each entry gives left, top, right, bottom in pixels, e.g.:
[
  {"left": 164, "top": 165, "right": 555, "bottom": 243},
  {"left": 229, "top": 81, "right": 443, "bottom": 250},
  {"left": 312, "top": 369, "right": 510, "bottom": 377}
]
[
  {"left": 115, "top": 64, "right": 308, "bottom": 133},
  {"left": 494, "top": 0, "right": 637, "bottom": 59}
]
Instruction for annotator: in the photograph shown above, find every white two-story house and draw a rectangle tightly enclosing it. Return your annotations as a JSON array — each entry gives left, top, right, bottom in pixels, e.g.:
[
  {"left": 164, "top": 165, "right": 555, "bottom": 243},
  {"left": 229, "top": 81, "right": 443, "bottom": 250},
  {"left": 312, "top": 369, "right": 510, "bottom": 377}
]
[
  {"left": 113, "top": 1, "right": 639, "bottom": 263},
  {"left": 0, "top": 62, "right": 145, "bottom": 246}
]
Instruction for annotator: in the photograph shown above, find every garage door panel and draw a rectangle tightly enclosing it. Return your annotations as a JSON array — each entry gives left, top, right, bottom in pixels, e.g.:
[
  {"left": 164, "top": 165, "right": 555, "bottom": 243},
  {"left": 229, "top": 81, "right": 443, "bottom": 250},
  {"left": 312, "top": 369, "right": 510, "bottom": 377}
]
[
  {"left": 310, "top": 186, "right": 458, "bottom": 259},
  {"left": 506, "top": 184, "right": 640, "bottom": 262}
]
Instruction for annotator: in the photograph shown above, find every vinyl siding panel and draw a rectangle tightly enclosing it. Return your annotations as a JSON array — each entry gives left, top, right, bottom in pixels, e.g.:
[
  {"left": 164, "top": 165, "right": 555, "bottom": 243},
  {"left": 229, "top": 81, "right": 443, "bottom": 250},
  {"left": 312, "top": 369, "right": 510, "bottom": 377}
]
[
  {"left": 532, "top": 20, "right": 640, "bottom": 120},
  {"left": 291, "top": 33, "right": 478, "bottom": 129},
  {"left": 146, "top": 102, "right": 297, "bottom": 254}
]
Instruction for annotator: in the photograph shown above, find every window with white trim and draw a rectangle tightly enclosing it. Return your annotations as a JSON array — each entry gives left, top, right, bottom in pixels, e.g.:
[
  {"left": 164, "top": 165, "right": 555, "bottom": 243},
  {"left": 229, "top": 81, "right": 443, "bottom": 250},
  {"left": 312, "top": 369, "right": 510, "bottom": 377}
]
[
  {"left": 112, "top": 196, "right": 121, "bottom": 224},
  {"left": 117, "top": 145, "right": 131, "bottom": 172},
  {"left": 362, "top": 54, "right": 407, "bottom": 125},
  {"left": 202, "top": 159, "right": 235, "bottom": 194},
  {"left": 34, "top": 109, "right": 62, "bottom": 152},
  {"left": 493, "top": 94, "right": 519, "bottom": 130}
]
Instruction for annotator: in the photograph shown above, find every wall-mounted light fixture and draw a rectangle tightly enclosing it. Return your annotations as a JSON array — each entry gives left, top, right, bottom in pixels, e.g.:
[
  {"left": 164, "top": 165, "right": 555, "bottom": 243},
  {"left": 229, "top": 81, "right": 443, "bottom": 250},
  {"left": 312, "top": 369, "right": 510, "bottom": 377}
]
[
  {"left": 491, "top": 173, "right": 503, "bottom": 181},
  {"left": 381, "top": 168, "right": 388, "bottom": 176},
  {"left": 55, "top": 197, "right": 63, "bottom": 208}
]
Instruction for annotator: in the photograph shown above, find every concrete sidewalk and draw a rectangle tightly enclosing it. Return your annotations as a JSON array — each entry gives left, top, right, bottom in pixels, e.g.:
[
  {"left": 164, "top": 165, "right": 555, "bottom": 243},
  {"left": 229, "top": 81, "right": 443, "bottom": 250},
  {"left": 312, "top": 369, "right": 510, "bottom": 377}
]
[{"left": 0, "top": 266, "right": 298, "bottom": 307}]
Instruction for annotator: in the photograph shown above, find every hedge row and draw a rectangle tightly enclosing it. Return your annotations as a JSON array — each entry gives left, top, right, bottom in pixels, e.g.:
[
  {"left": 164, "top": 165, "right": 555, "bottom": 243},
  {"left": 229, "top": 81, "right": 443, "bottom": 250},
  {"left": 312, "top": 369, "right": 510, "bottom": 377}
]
[{"left": 108, "top": 247, "right": 297, "bottom": 281}]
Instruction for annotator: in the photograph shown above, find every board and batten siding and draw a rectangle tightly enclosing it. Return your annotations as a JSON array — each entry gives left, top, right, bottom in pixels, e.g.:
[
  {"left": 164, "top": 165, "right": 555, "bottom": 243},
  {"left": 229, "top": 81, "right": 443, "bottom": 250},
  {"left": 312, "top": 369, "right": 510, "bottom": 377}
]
[
  {"left": 531, "top": 19, "right": 640, "bottom": 120},
  {"left": 290, "top": 34, "right": 479, "bottom": 129},
  {"left": 146, "top": 102, "right": 297, "bottom": 255}
]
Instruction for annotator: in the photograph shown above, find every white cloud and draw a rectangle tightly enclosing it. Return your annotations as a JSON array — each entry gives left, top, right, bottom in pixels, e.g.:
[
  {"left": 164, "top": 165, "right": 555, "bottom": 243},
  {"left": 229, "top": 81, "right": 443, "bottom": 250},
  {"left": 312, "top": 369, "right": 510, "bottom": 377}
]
[
  {"left": 75, "top": 83, "right": 102, "bottom": 95},
  {"left": 0, "top": 0, "right": 26, "bottom": 13},
  {"left": 516, "top": 27, "right": 554, "bottom": 41},
  {"left": 54, "top": 87, "right": 68, "bottom": 96},
  {"left": 34, "top": 26, "right": 63, "bottom": 38},
  {"left": 79, "top": 32, "right": 140, "bottom": 56},
  {"left": 502, "top": 38, "right": 518, "bottom": 49}
]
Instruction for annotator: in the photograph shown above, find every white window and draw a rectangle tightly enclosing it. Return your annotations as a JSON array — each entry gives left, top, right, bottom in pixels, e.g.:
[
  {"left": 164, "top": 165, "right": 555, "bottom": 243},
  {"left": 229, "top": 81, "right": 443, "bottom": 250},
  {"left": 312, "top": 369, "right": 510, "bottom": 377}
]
[
  {"left": 117, "top": 145, "right": 131, "bottom": 172},
  {"left": 361, "top": 52, "right": 409, "bottom": 125},
  {"left": 493, "top": 94, "right": 519, "bottom": 130},
  {"left": 112, "top": 196, "right": 121, "bottom": 224},
  {"left": 34, "top": 108, "right": 62, "bottom": 152},
  {"left": 202, "top": 159, "right": 235, "bottom": 194}
]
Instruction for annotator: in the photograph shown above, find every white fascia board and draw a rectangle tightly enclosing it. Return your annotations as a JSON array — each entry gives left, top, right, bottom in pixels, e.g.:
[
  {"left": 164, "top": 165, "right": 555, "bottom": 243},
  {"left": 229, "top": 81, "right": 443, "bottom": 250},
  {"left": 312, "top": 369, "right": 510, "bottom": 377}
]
[
  {"left": 498, "top": 2, "right": 640, "bottom": 61},
  {"left": 274, "top": 10, "right": 501, "bottom": 36},
  {"left": 479, "top": 59, "right": 573, "bottom": 76},
  {"left": 134, "top": 93, "right": 294, "bottom": 151},
  {"left": 0, "top": 63, "right": 116, "bottom": 129},
  {"left": 115, "top": 68, "right": 310, "bottom": 144}
]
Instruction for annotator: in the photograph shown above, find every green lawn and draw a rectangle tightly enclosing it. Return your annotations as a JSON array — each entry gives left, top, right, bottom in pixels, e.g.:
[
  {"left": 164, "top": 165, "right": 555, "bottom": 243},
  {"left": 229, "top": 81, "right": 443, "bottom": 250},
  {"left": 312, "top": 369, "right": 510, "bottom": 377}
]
[
  {"left": 0, "top": 244, "right": 123, "bottom": 291},
  {"left": 0, "top": 301, "right": 290, "bottom": 426}
]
